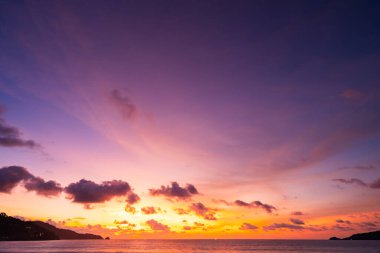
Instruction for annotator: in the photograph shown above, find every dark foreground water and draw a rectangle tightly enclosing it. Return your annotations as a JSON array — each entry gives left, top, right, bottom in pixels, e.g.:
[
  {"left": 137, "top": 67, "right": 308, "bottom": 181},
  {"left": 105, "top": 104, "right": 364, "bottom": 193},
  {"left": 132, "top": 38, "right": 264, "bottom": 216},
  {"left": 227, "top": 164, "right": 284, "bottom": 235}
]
[{"left": 0, "top": 240, "right": 380, "bottom": 253}]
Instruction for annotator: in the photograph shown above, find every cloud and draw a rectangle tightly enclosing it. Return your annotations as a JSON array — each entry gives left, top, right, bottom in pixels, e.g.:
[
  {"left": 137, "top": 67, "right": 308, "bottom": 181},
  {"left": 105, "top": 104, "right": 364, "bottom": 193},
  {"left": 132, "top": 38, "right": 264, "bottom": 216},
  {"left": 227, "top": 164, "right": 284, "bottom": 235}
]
[
  {"left": 0, "top": 106, "right": 40, "bottom": 149},
  {"left": 336, "top": 219, "right": 351, "bottom": 225},
  {"left": 126, "top": 192, "right": 140, "bottom": 205},
  {"left": 109, "top": 89, "right": 138, "bottom": 120},
  {"left": 183, "top": 226, "right": 192, "bottom": 230},
  {"left": 65, "top": 179, "right": 136, "bottom": 204},
  {"left": 145, "top": 219, "right": 170, "bottom": 231},
  {"left": 0, "top": 166, "right": 62, "bottom": 196},
  {"left": 24, "top": 176, "right": 63, "bottom": 197},
  {"left": 291, "top": 211, "right": 304, "bottom": 216},
  {"left": 149, "top": 182, "right": 199, "bottom": 201},
  {"left": 234, "top": 200, "right": 277, "bottom": 213},
  {"left": 239, "top": 222, "right": 258, "bottom": 230},
  {"left": 188, "top": 202, "right": 217, "bottom": 220},
  {"left": 333, "top": 178, "right": 367, "bottom": 187},
  {"left": 264, "top": 223, "right": 304, "bottom": 231},
  {"left": 174, "top": 208, "right": 190, "bottom": 215},
  {"left": 141, "top": 206, "right": 162, "bottom": 215},
  {"left": 340, "top": 165, "right": 376, "bottom": 170},
  {"left": 333, "top": 177, "right": 380, "bottom": 189},
  {"left": 125, "top": 204, "right": 137, "bottom": 214},
  {"left": 369, "top": 179, "right": 380, "bottom": 189},
  {"left": 290, "top": 218, "right": 304, "bottom": 225}
]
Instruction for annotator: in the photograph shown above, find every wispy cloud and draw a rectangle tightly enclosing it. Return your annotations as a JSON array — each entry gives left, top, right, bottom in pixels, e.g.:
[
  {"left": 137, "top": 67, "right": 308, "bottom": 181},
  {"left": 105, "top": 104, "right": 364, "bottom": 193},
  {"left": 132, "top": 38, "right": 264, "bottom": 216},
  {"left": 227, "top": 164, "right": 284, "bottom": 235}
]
[{"left": 0, "top": 106, "right": 40, "bottom": 149}]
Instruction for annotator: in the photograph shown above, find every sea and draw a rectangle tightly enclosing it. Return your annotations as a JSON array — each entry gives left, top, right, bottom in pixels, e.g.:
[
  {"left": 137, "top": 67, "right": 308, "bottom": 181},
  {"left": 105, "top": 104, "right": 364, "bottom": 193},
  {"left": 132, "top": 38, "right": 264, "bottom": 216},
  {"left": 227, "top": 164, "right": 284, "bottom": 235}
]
[{"left": 0, "top": 239, "right": 380, "bottom": 253}]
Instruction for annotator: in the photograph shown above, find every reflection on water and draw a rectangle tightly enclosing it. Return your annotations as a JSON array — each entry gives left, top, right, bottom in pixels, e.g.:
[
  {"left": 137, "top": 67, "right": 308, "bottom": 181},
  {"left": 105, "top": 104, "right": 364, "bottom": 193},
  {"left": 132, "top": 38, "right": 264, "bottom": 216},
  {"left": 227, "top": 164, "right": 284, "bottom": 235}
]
[{"left": 1, "top": 239, "right": 380, "bottom": 253}]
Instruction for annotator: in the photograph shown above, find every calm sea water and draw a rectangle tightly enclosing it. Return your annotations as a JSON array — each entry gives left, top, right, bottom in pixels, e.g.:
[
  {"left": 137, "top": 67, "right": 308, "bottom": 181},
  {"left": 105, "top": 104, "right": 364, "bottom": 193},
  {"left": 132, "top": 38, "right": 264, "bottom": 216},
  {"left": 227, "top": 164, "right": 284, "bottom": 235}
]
[{"left": 0, "top": 240, "right": 380, "bottom": 253}]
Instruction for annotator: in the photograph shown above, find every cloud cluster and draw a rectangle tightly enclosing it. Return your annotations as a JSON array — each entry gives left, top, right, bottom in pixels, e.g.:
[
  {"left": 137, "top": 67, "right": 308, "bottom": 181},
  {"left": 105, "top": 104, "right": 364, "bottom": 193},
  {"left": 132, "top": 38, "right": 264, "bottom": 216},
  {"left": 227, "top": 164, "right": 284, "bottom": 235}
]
[
  {"left": 0, "top": 166, "right": 62, "bottom": 196},
  {"left": 65, "top": 179, "right": 138, "bottom": 204},
  {"left": 149, "top": 182, "right": 199, "bottom": 201},
  {"left": 0, "top": 106, "right": 40, "bottom": 149},
  {"left": 145, "top": 219, "right": 170, "bottom": 231},
  {"left": 188, "top": 202, "right": 217, "bottom": 220}
]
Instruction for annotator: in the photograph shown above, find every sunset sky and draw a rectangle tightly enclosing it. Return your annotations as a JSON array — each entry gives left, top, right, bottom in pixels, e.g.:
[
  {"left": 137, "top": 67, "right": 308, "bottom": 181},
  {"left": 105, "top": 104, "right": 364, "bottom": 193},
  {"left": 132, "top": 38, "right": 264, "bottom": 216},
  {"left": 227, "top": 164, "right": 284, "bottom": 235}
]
[{"left": 0, "top": 0, "right": 380, "bottom": 239}]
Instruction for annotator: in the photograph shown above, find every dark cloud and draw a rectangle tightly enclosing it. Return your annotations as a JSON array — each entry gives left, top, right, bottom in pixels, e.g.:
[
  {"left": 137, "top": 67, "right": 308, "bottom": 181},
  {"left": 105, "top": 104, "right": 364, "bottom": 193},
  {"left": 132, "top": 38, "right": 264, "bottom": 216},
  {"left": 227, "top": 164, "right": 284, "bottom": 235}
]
[
  {"left": 188, "top": 202, "right": 217, "bottom": 220},
  {"left": 336, "top": 219, "right": 351, "bottom": 225},
  {"left": 145, "top": 219, "right": 170, "bottom": 231},
  {"left": 0, "top": 166, "right": 33, "bottom": 193},
  {"left": 239, "top": 222, "right": 258, "bottom": 230},
  {"left": 194, "top": 222, "right": 204, "bottom": 227},
  {"left": 291, "top": 211, "right": 304, "bottom": 216},
  {"left": 0, "top": 107, "right": 40, "bottom": 149},
  {"left": 141, "top": 206, "right": 162, "bottom": 215},
  {"left": 24, "top": 176, "right": 62, "bottom": 197},
  {"left": 264, "top": 223, "right": 304, "bottom": 231},
  {"left": 109, "top": 89, "right": 138, "bottom": 120},
  {"left": 234, "top": 200, "right": 277, "bottom": 213},
  {"left": 126, "top": 192, "right": 140, "bottom": 205},
  {"left": 65, "top": 179, "right": 135, "bottom": 204},
  {"left": 0, "top": 166, "right": 62, "bottom": 196},
  {"left": 149, "top": 182, "right": 199, "bottom": 201},
  {"left": 333, "top": 178, "right": 367, "bottom": 187},
  {"left": 290, "top": 218, "right": 304, "bottom": 225}
]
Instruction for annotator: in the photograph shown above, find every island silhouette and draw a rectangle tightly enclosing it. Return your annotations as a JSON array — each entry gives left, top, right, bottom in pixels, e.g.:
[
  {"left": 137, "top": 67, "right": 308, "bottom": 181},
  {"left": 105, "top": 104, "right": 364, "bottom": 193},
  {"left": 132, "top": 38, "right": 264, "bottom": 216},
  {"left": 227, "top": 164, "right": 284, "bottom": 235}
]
[{"left": 0, "top": 213, "right": 102, "bottom": 241}]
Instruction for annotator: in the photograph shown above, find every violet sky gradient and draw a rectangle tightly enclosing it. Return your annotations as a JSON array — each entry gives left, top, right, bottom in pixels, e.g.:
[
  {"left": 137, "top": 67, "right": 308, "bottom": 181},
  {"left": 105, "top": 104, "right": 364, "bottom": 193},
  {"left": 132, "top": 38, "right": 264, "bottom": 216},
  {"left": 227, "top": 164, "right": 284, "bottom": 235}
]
[{"left": 0, "top": 0, "right": 379, "bottom": 239}]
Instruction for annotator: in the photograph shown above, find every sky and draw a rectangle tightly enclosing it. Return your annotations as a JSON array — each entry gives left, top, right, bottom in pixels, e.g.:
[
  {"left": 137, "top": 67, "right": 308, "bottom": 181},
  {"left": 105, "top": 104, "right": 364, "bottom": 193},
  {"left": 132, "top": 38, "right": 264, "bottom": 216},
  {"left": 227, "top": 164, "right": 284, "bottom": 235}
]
[{"left": 0, "top": 0, "right": 380, "bottom": 239}]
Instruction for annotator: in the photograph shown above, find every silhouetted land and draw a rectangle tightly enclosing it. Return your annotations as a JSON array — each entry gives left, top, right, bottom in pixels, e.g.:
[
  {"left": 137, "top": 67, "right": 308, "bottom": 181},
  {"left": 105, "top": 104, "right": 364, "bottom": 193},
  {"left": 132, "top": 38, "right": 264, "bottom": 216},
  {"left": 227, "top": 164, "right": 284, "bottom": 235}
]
[
  {"left": 0, "top": 213, "right": 102, "bottom": 241},
  {"left": 330, "top": 230, "right": 380, "bottom": 240}
]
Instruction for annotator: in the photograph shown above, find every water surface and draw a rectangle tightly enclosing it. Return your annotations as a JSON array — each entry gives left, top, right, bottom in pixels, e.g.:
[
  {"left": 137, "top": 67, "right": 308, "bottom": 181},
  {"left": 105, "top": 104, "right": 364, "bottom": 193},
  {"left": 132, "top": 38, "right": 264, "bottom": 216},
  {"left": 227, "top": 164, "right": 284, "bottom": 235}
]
[{"left": 1, "top": 239, "right": 380, "bottom": 253}]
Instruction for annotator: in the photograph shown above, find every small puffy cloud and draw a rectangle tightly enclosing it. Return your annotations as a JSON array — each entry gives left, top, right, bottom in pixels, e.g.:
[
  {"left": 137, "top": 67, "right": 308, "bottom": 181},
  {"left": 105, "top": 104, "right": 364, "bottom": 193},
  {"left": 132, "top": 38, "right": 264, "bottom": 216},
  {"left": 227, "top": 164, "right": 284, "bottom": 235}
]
[
  {"left": 141, "top": 206, "right": 162, "bottom": 215},
  {"left": 174, "top": 208, "right": 190, "bottom": 215},
  {"left": 189, "top": 202, "right": 217, "bottom": 220},
  {"left": 183, "top": 226, "right": 192, "bottom": 230},
  {"left": 0, "top": 107, "right": 40, "bottom": 149},
  {"left": 65, "top": 179, "right": 135, "bottom": 204},
  {"left": 125, "top": 204, "right": 137, "bottom": 214},
  {"left": 145, "top": 219, "right": 170, "bottom": 231},
  {"left": 0, "top": 166, "right": 62, "bottom": 196},
  {"left": 109, "top": 89, "right": 138, "bottom": 120},
  {"left": 194, "top": 222, "right": 204, "bottom": 227},
  {"left": 290, "top": 218, "right": 304, "bottom": 225},
  {"left": 291, "top": 211, "right": 304, "bottom": 216},
  {"left": 264, "top": 223, "right": 304, "bottom": 231},
  {"left": 149, "top": 182, "right": 199, "bottom": 201},
  {"left": 234, "top": 200, "right": 277, "bottom": 213},
  {"left": 239, "top": 222, "right": 258, "bottom": 230}
]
